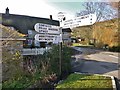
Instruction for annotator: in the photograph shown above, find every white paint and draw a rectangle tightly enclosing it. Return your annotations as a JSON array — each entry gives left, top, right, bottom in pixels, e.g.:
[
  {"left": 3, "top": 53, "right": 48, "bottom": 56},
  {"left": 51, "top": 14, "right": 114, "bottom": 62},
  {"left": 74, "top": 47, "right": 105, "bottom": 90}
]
[
  {"left": 109, "top": 55, "right": 118, "bottom": 59},
  {"left": 111, "top": 76, "right": 117, "bottom": 90}
]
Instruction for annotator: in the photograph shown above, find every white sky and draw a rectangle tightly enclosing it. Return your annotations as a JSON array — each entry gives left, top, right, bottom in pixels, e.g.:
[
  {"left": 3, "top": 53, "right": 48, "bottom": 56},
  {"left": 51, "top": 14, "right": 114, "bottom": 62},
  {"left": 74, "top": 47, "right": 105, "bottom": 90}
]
[
  {"left": 0, "top": 0, "right": 74, "bottom": 20},
  {"left": 0, "top": 0, "right": 118, "bottom": 20}
]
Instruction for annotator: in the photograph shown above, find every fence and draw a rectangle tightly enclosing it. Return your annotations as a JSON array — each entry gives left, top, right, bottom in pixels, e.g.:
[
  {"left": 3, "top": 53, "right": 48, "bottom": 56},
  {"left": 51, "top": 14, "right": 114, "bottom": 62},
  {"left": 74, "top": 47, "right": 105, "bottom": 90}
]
[{"left": 22, "top": 48, "right": 47, "bottom": 55}]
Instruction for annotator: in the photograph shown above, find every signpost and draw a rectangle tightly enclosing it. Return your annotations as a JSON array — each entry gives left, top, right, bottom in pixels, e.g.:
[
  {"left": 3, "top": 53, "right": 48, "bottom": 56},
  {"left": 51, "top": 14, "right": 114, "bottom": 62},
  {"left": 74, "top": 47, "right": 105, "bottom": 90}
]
[
  {"left": 34, "top": 23, "right": 60, "bottom": 34},
  {"left": 61, "top": 13, "right": 97, "bottom": 28},
  {"left": 34, "top": 23, "right": 61, "bottom": 43},
  {"left": 58, "top": 12, "right": 66, "bottom": 21},
  {"left": 34, "top": 23, "right": 62, "bottom": 75},
  {"left": 33, "top": 12, "right": 97, "bottom": 76},
  {"left": 34, "top": 13, "right": 97, "bottom": 43},
  {"left": 34, "top": 34, "right": 60, "bottom": 42}
]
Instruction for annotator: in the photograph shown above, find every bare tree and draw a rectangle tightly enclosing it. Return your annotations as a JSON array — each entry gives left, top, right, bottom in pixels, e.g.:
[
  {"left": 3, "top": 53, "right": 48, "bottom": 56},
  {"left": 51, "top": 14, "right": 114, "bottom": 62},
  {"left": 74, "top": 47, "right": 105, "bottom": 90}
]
[
  {"left": 77, "top": 2, "right": 118, "bottom": 22},
  {"left": 107, "top": 0, "right": 119, "bottom": 9},
  {"left": 109, "top": 2, "right": 118, "bottom": 9},
  {"left": 74, "top": 2, "right": 119, "bottom": 46}
]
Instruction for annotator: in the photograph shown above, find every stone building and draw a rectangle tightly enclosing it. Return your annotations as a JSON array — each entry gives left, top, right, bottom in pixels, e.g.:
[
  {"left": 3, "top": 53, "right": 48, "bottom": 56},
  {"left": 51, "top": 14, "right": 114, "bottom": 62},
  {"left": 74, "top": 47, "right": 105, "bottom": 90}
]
[{"left": 0, "top": 7, "right": 60, "bottom": 48}]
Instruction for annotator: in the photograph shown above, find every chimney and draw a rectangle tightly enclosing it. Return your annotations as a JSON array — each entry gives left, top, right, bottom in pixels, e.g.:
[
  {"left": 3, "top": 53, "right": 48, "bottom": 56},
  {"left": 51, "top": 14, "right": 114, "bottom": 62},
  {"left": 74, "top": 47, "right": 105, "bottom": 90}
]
[
  {"left": 5, "top": 7, "right": 9, "bottom": 14},
  {"left": 50, "top": 15, "right": 53, "bottom": 20}
]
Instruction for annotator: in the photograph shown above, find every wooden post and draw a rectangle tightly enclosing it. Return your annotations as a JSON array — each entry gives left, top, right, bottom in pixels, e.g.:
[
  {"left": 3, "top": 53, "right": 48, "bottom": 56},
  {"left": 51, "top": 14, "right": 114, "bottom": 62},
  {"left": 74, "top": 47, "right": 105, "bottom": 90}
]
[{"left": 59, "top": 42, "right": 62, "bottom": 75}]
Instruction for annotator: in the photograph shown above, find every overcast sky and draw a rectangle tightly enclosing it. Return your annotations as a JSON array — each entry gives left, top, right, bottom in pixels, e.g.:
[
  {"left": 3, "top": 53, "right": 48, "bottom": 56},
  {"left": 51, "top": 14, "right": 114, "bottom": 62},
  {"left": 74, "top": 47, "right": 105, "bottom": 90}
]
[{"left": 0, "top": 0, "right": 119, "bottom": 20}]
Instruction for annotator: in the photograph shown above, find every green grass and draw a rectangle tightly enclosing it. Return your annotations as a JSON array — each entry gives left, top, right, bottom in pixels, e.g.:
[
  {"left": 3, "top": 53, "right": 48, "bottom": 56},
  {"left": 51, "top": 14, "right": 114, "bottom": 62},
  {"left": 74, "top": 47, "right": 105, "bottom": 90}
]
[
  {"left": 72, "top": 43, "right": 93, "bottom": 47},
  {"left": 72, "top": 43, "right": 94, "bottom": 47},
  {"left": 56, "top": 73, "right": 113, "bottom": 89},
  {"left": 0, "top": 83, "right": 2, "bottom": 90},
  {"left": 72, "top": 43, "right": 81, "bottom": 46}
]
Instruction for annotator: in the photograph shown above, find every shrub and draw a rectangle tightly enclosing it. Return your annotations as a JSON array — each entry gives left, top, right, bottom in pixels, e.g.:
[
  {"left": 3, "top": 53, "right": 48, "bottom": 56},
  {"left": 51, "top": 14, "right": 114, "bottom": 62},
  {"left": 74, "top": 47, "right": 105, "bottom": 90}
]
[
  {"left": 2, "top": 45, "right": 73, "bottom": 88},
  {"left": 44, "top": 45, "right": 73, "bottom": 76},
  {"left": 109, "top": 46, "right": 120, "bottom": 52}
]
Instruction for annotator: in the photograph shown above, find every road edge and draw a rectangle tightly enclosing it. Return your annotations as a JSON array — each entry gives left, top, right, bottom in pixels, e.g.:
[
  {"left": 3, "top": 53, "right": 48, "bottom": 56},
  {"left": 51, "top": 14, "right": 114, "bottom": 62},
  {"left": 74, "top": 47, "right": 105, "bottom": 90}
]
[{"left": 74, "top": 72, "right": 117, "bottom": 90}]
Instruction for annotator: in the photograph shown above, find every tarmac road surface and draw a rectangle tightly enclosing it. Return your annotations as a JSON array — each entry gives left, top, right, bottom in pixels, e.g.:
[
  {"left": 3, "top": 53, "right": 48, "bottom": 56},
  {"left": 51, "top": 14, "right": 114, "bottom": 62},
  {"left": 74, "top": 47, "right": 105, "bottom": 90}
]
[{"left": 72, "top": 46, "right": 120, "bottom": 89}]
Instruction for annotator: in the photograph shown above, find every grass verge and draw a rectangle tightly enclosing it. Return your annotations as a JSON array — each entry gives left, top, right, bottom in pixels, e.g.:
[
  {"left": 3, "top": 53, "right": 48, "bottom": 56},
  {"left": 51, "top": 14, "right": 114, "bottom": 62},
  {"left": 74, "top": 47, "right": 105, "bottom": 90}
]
[
  {"left": 72, "top": 43, "right": 93, "bottom": 47},
  {"left": 56, "top": 73, "right": 113, "bottom": 89}
]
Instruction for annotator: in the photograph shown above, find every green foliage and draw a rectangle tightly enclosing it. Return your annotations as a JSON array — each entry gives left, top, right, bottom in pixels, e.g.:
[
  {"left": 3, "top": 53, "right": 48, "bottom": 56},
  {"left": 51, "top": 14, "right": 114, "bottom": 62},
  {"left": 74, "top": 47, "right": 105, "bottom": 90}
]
[
  {"left": 56, "top": 73, "right": 113, "bottom": 89},
  {"left": 46, "top": 45, "right": 60, "bottom": 75},
  {"left": 61, "top": 46, "right": 73, "bottom": 74},
  {"left": 2, "top": 48, "right": 23, "bottom": 81},
  {"left": 3, "top": 45, "right": 73, "bottom": 88},
  {"left": 43, "top": 45, "right": 73, "bottom": 76},
  {"left": 2, "top": 73, "right": 42, "bottom": 88}
]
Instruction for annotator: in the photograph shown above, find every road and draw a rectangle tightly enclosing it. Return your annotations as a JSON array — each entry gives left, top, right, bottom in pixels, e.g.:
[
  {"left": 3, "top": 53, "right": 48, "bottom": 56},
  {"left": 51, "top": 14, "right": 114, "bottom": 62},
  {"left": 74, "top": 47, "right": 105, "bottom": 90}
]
[{"left": 71, "top": 46, "right": 120, "bottom": 89}]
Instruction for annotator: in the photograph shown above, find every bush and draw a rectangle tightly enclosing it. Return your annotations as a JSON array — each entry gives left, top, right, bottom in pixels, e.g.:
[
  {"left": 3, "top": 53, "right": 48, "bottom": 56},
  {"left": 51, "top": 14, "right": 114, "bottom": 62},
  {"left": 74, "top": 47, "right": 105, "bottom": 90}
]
[
  {"left": 109, "top": 46, "right": 120, "bottom": 52},
  {"left": 44, "top": 45, "right": 73, "bottom": 76},
  {"left": 2, "top": 73, "right": 42, "bottom": 88},
  {"left": 2, "top": 45, "right": 73, "bottom": 88}
]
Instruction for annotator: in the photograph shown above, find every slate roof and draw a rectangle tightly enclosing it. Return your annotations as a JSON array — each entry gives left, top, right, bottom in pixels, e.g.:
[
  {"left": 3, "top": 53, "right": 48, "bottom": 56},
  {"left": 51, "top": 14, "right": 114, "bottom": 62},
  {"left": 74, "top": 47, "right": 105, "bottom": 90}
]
[{"left": 0, "top": 13, "right": 60, "bottom": 34}]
